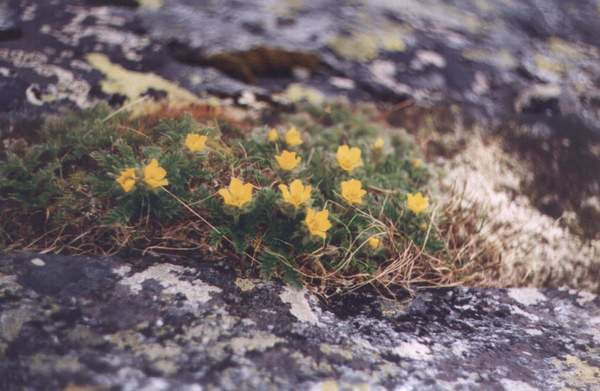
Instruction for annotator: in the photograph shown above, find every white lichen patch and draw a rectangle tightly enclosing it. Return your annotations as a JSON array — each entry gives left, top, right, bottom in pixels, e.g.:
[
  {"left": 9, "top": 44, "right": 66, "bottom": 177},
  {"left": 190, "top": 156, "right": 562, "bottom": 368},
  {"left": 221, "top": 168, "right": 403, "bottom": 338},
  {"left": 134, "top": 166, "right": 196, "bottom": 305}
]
[
  {"left": 392, "top": 340, "right": 432, "bottom": 361},
  {"left": 370, "top": 60, "right": 413, "bottom": 98},
  {"left": 279, "top": 286, "right": 321, "bottom": 326},
  {"left": 0, "top": 48, "right": 92, "bottom": 108},
  {"left": 0, "top": 308, "right": 33, "bottom": 342},
  {"left": 0, "top": 273, "right": 21, "bottom": 294},
  {"left": 142, "top": 342, "right": 183, "bottom": 375},
  {"left": 589, "top": 317, "right": 600, "bottom": 344},
  {"left": 576, "top": 291, "right": 597, "bottom": 306},
  {"left": 508, "top": 288, "right": 547, "bottom": 307},
  {"left": 441, "top": 136, "right": 600, "bottom": 291},
  {"left": 329, "top": 77, "right": 355, "bottom": 90},
  {"left": 30, "top": 257, "right": 45, "bottom": 266},
  {"left": 525, "top": 328, "right": 543, "bottom": 336},
  {"left": 113, "top": 265, "right": 132, "bottom": 277},
  {"left": 310, "top": 380, "right": 372, "bottom": 391},
  {"left": 436, "top": 372, "right": 484, "bottom": 390},
  {"left": 500, "top": 379, "right": 540, "bottom": 391},
  {"left": 510, "top": 305, "right": 540, "bottom": 322},
  {"left": 412, "top": 50, "right": 446, "bottom": 70},
  {"left": 450, "top": 341, "right": 470, "bottom": 356},
  {"left": 119, "top": 263, "right": 221, "bottom": 306}
]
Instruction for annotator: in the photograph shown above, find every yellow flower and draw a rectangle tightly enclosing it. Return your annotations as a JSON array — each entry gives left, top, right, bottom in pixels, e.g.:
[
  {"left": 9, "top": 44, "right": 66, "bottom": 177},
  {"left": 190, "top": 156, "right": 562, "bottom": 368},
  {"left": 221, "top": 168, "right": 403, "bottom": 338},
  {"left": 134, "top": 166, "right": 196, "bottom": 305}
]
[
  {"left": 218, "top": 178, "right": 254, "bottom": 208},
  {"left": 267, "top": 128, "right": 279, "bottom": 142},
  {"left": 336, "top": 145, "right": 363, "bottom": 172},
  {"left": 305, "top": 208, "right": 332, "bottom": 239},
  {"left": 406, "top": 192, "right": 429, "bottom": 214},
  {"left": 373, "top": 137, "right": 385, "bottom": 150},
  {"left": 143, "top": 159, "right": 169, "bottom": 189},
  {"left": 340, "top": 179, "right": 367, "bottom": 205},
  {"left": 275, "top": 150, "right": 301, "bottom": 171},
  {"left": 411, "top": 158, "right": 422, "bottom": 168},
  {"left": 116, "top": 167, "right": 136, "bottom": 193},
  {"left": 368, "top": 236, "right": 381, "bottom": 250},
  {"left": 279, "top": 179, "right": 312, "bottom": 208},
  {"left": 185, "top": 133, "right": 208, "bottom": 152},
  {"left": 284, "top": 126, "right": 303, "bottom": 147}
]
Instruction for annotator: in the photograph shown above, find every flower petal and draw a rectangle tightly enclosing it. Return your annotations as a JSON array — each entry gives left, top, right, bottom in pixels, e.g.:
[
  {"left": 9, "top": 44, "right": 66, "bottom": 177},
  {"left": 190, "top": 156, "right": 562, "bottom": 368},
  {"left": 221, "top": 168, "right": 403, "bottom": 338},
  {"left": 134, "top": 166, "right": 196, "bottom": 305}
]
[{"left": 218, "top": 188, "right": 233, "bottom": 205}]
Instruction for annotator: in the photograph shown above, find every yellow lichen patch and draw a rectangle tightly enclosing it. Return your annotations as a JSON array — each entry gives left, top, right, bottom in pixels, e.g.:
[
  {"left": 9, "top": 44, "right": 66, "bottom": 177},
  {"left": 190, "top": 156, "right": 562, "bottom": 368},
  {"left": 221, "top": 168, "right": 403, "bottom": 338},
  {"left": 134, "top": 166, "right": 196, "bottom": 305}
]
[
  {"left": 547, "top": 37, "right": 584, "bottom": 60},
  {"left": 64, "top": 384, "right": 101, "bottom": 391},
  {"left": 330, "top": 31, "right": 379, "bottom": 62},
  {"left": 553, "top": 354, "right": 600, "bottom": 390},
  {"left": 534, "top": 54, "right": 564, "bottom": 77},
  {"left": 380, "top": 35, "right": 407, "bottom": 52},
  {"left": 462, "top": 48, "right": 518, "bottom": 70},
  {"left": 86, "top": 53, "right": 201, "bottom": 116},
  {"left": 234, "top": 277, "right": 256, "bottom": 292},
  {"left": 269, "top": 0, "right": 304, "bottom": 18},
  {"left": 328, "top": 18, "right": 410, "bottom": 62},
  {"left": 136, "top": 0, "right": 163, "bottom": 9},
  {"left": 320, "top": 344, "right": 354, "bottom": 360},
  {"left": 321, "top": 380, "right": 340, "bottom": 391},
  {"left": 227, "top": 332, "right": 284, "bottom": 355},
  {"left": 284, "top": 83, "right": 325, "bottom": 106},
  {"left": 473, "top": 0, "right": 493, "bottom": 12}
]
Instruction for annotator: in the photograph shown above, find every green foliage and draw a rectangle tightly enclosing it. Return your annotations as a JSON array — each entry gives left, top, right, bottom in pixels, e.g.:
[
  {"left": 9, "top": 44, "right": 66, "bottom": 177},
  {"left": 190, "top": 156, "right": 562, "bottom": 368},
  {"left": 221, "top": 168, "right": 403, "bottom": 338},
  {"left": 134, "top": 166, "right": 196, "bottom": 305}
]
[{"left": 0, "top": 101, "right": 463, "bottom": 290}]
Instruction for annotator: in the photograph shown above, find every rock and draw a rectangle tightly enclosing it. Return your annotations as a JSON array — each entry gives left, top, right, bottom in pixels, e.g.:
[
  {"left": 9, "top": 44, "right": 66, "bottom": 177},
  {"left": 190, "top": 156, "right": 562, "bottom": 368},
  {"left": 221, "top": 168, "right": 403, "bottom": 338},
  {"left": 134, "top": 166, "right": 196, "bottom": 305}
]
[
  {"left": 515, "top": 84, "right": 562, "bottom": 115},
  {"left": 0, "top": 0, "right": 598, "bottom": 127},
  {"left": 0, "top": 2, "right": 21, "bottom": 41},
  {"left": 1, "top": 253, "right": 599, "bottom": 390}
]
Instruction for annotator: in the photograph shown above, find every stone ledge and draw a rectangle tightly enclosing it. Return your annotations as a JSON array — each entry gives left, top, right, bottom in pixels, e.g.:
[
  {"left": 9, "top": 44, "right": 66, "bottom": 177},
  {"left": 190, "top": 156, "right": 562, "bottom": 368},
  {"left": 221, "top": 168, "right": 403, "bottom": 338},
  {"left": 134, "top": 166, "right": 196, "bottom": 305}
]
[{"left": 1, "top": 253, "right": 598, "bottom": 390}]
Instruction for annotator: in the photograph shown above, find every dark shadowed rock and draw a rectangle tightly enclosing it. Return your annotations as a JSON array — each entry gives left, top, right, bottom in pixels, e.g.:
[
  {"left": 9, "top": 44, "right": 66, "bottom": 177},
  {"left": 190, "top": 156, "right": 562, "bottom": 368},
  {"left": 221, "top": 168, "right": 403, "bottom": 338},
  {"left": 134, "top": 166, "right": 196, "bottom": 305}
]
[
  {"left": 0, "top": 2, "right": 20, "bottom": 41},
  {"left": 1, "top": 253, "right": 599, "bottom": 390}
]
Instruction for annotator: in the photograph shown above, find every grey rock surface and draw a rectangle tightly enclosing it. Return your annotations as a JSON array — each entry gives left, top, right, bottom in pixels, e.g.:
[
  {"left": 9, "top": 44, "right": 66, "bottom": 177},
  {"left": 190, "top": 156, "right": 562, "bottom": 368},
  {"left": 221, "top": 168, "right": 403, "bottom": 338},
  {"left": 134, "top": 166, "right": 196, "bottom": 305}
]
[
  {"left": 0, "top": 0, "right": 599, "bottom": 128},
  {"left": 1, "top": 253, "right": 599, "bottom": 390}
]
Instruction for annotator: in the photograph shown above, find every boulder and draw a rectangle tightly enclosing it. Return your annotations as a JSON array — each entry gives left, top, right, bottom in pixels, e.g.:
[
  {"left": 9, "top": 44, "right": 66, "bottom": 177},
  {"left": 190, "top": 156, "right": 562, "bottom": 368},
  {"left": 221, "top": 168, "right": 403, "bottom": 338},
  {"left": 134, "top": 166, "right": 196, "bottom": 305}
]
[{"left": 1, "top": 253, "right": 598, "bottom": 390}]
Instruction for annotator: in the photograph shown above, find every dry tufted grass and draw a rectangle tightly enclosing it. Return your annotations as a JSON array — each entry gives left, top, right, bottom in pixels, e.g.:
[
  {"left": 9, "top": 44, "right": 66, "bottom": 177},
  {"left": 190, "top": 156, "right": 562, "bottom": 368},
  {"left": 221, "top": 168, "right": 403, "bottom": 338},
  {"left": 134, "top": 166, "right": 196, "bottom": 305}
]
[{"left": 441, "top": 135, "right": 600, "bottom": 292}]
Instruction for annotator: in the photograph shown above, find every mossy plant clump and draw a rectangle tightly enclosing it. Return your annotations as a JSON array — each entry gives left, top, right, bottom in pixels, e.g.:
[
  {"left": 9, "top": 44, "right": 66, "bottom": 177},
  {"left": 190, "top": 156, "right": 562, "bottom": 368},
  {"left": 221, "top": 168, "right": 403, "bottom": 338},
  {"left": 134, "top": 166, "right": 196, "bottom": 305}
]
[{"left": 0, "top": 102, "right": 497, "bottom": 294}]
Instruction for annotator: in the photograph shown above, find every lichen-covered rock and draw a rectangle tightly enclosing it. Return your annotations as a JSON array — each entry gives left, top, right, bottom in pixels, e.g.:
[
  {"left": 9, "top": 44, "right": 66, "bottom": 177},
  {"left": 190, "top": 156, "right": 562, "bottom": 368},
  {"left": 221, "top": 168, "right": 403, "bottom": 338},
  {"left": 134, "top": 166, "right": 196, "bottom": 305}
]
[
  {"left": 2, "top": 0, "right": 600, "bottom": 128},
  {"left": 1, "top": 253, "right": 599, "bottom": 390}
]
